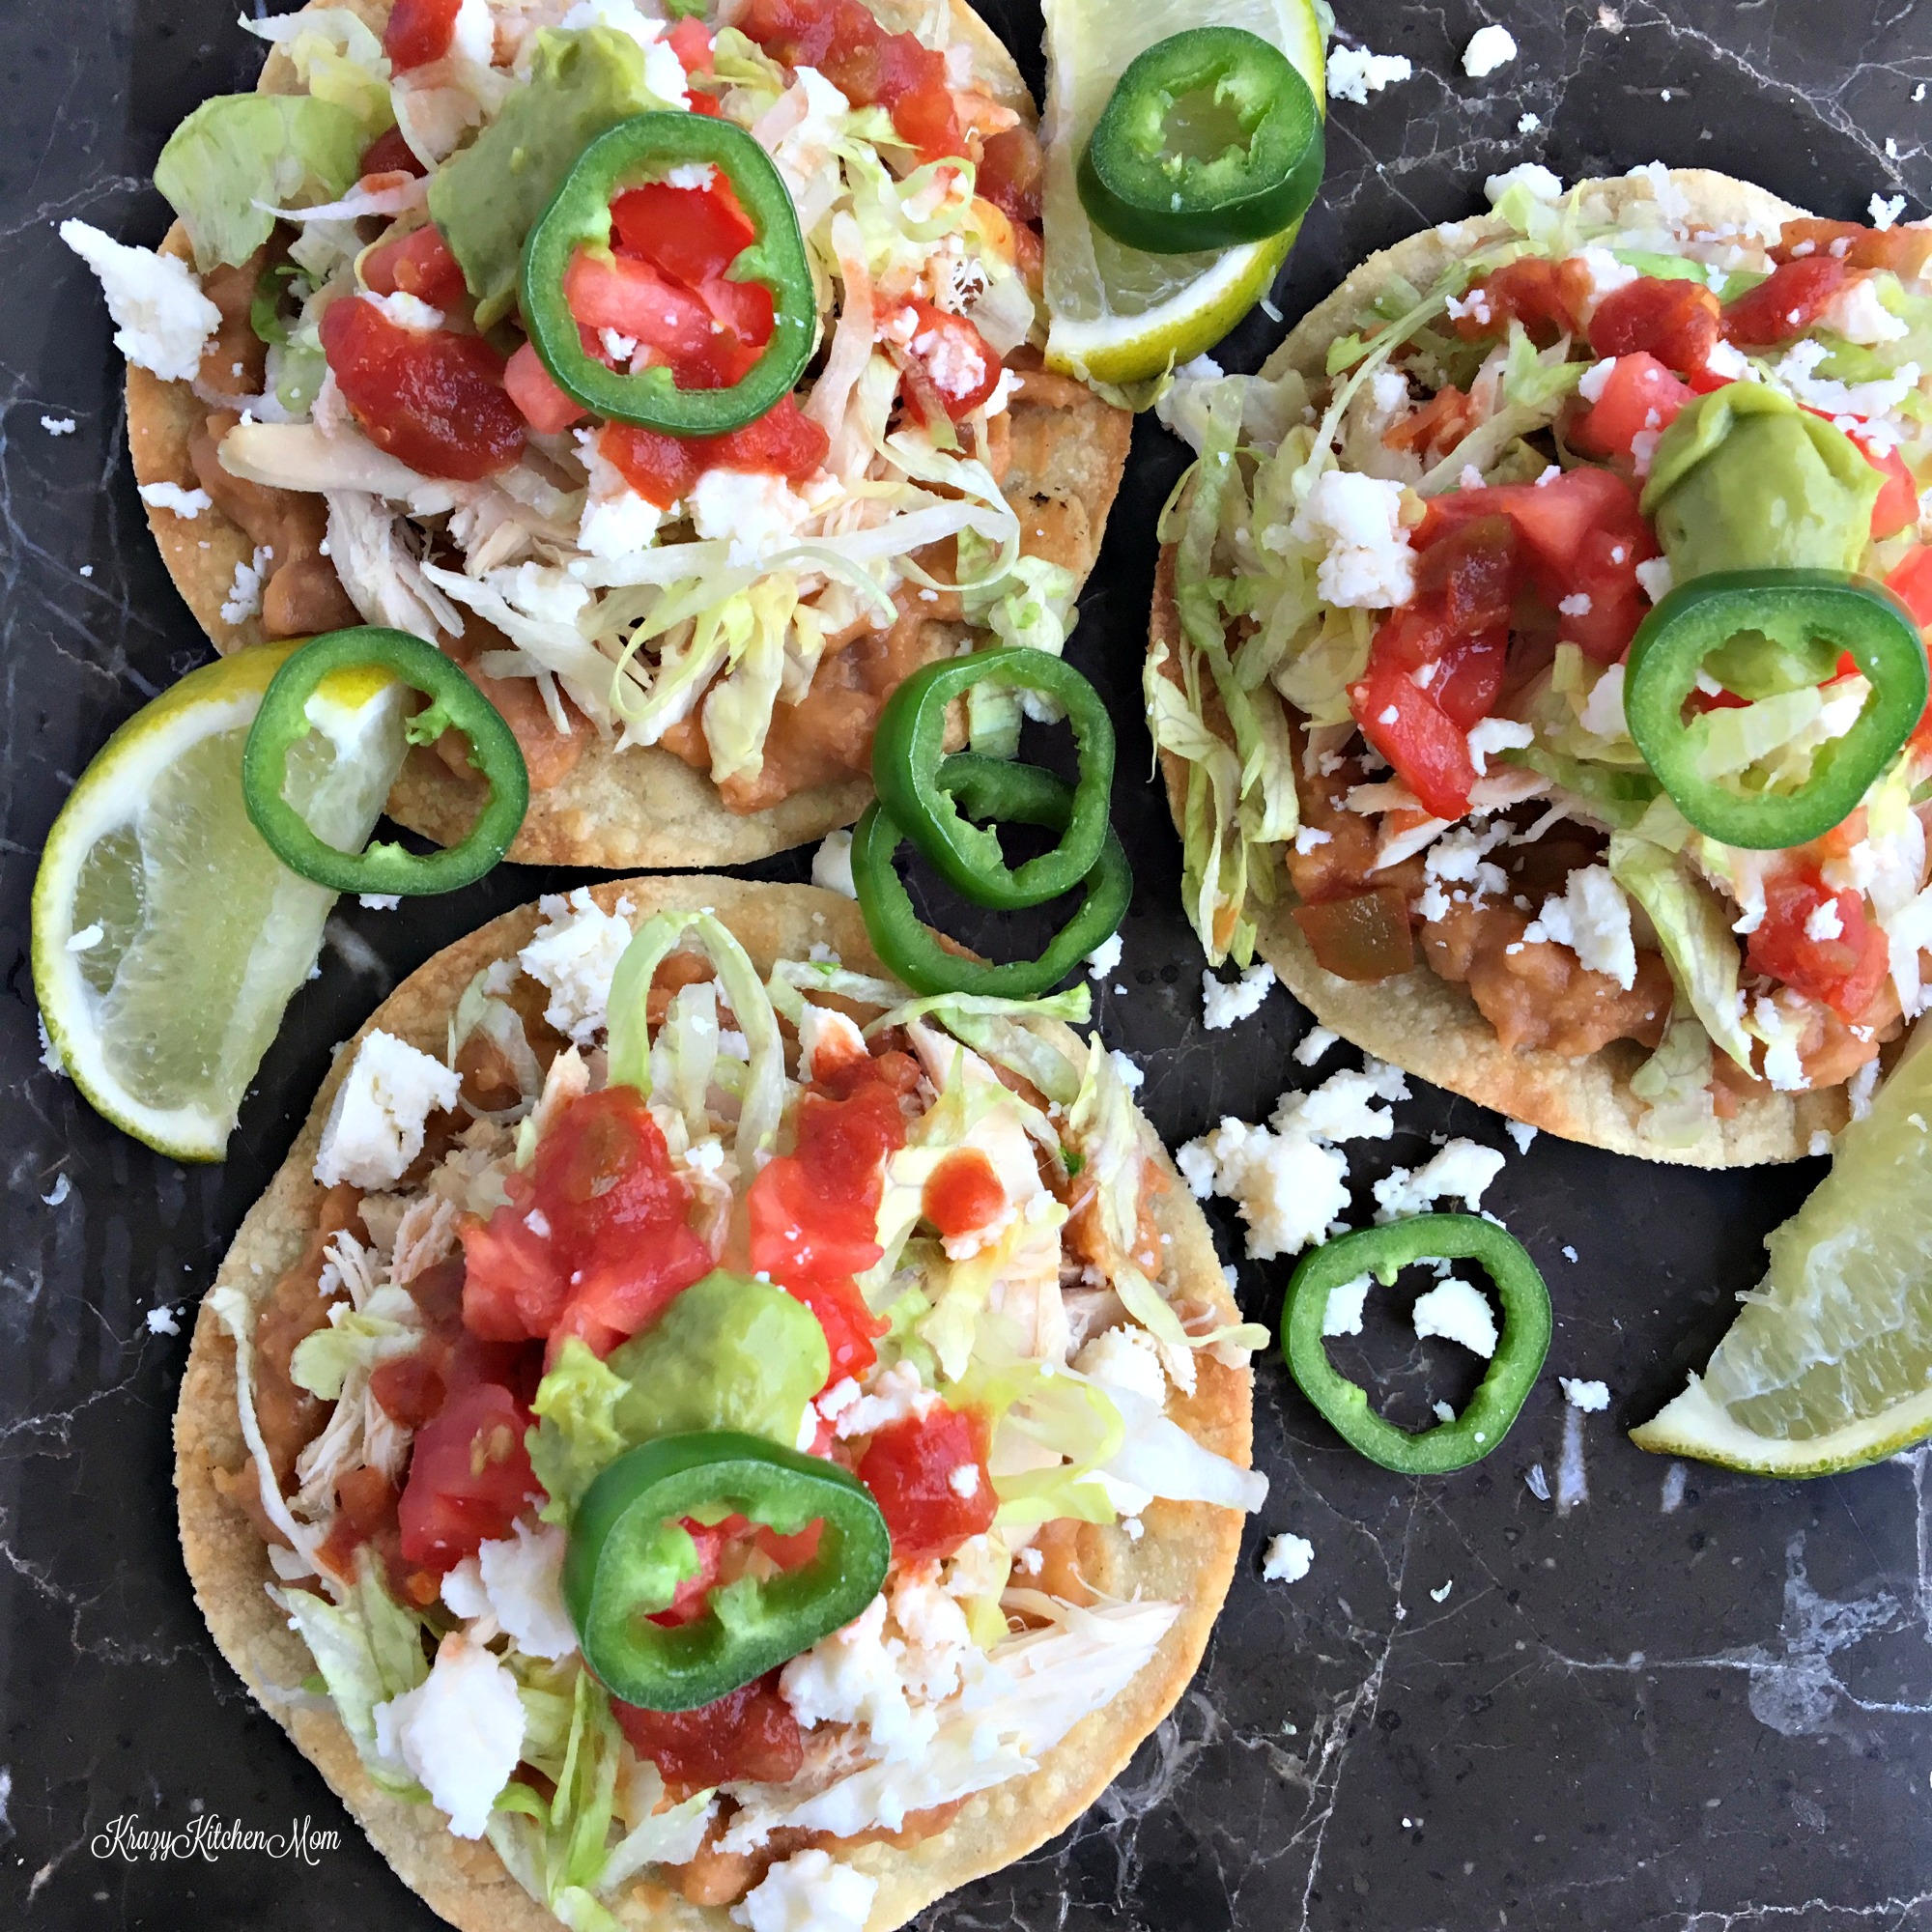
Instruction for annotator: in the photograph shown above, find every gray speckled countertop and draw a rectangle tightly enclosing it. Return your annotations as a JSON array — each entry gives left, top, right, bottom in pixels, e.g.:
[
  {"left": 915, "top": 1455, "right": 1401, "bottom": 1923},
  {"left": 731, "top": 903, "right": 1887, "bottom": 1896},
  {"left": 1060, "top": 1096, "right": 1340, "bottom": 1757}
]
[{"left": 4, "top": 3, "right": 1931, "bottom": 1927}]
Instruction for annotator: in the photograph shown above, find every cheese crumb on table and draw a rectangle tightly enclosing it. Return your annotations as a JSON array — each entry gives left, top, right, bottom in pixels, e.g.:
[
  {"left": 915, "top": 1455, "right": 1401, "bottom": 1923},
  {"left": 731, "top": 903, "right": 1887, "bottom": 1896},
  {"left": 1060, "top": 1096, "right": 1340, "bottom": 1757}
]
[
  {"left": 1202, "top": 961, "right": 1276, "bottom": 1030},
  {"left": 1261, "top": 1533, "right": 1314, "bottom": 1583},
  {"left": 810, "top": 829, "right": 857, "bottom": 899},
  {"left": 1411, "top": 1277, "right": 1499, "bottom": 1357},
  {"left": 1085, "top": 931, "right": 1123, "bottom": 980},
  {"left": 1326, "top": 45, "right": 1413, "bottom": 104},
  {"left": 1293, "top": 1025, "right": 1339, "bottom": 1066},
  {"left": 1463, "top": 24, "right": 1519, "bottom": 77},
  {"left": 1373, "top": 1138, "right": 1506, "bottom": 1221},
  {"left": 1560, "top": 1377, "right": 1611, "bottom": 1412},
  {"left": 1321, "top": 1271, "right": 1373, "bottom": 1338}
]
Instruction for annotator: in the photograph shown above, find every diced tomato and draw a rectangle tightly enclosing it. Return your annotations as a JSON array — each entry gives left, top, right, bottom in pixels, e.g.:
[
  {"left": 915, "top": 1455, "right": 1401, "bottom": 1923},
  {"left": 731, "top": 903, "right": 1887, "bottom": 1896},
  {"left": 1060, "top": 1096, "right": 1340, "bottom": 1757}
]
[
  {"left": 563, "top": 250, "right": 761, "bottom": 390},
  {"left": 1433, "top": 626, "right": 1509, "bottom": 727},
  {"left": 1456, "top": 256, "right": 1593, "bottom": 346},
  {"left": 397, "top": 1381, "right": 541, "bottom": 1573},
  {"left": 648, "top": 1517, "right": 729, "bottom": 1627},
  {"left": 615, "top": 1673, "right": 804, "bottom": 1795},
  {"left": 1721, "top": 256, "right": 1850, "bottom": 347},
  {"left": 1349, "top": 649, "right": 1481, "bottom": 821},
  {"left": 1587, "top": 275, "right": 1721, "bottom": 373},
  {"left": 359, "top": 127, "right": 427, "bottom": 181},
  {"left": 1423, "top": 465, "right": 1657, "bottom": 663},
  {"left": 978, "top": 122, "right": 1043, "bottom": 227},
  {"left": 747, "top": 1074, "right": 902, "bottom": 1381},
  {"left": 1886, "top": 543, "right": 1932, "bottom": 628},
  {"left": 738, "top": 0, "right": 964, "bottom": 165},
  {"left": 1412, "top": 514, "right": 1516, "bottom": 637},
  {"left": 360, "top": 224, "right": 468, "bottom": 311},
  {"left": 856, "top": 1405, "right": 995, "bottom": 1565},
  {"left": 922, "top": 1148, "right": 1006, "bottom": 1239},
  {"left": 1382, "top": 382, "right": 1479, "bottom": 458},
  {"left": 599, "top": 394, "right": 830, "bottom": 508},
  {"left": 315, "top": 1463, "right": 402, "bottom": 1583},
  {"left": 668, "top": 14, "right": 715, "bottom": 72},
  {"left": 370, "top": 1258, "right": 529, "bottom": 1428},
  {"left": 611, "top": 179, "right": 756, "bottom": 290},
  {"left": 384, "top": 0, "right": 463, "bottom": 70},
  {"left": 754, "top": 1080, "right": 906, "bottom": 1280},
  {"left": 1746, "top": 868, "right": 1890, "bottom": 1021},
  {"left": 1291, "top": 887, "right": 1416, "bottom": 981},
  {"left": 1774, "top": 217, "right": 1932, "bottom": 279},
  {"left": 462, "top": 1088, "right": 712, "bottom": 1361},
  {"left": 886, "top": 298, "right": 1003, "bottom": 421},
  {"left": 1568, "top": 352, "right": 1697, "bottom": 466},
  {"left": 503, "top": 339, "right": 586, "bottom": 433},
  {"left": 1857, "top": 434, "right": 1918, "bottom": 540},
  {"left": 320, "top": 295, "right": 526, "bottom": 481}
]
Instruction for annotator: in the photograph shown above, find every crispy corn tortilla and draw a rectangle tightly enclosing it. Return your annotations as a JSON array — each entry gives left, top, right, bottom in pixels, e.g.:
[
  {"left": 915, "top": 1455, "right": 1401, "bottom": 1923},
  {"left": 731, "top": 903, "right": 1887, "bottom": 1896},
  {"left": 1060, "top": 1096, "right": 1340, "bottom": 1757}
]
[
  {"left": 175, "top": 875, "right": 1253, "bottom": 1932},
  {"left": 128, "top": 0, "right": 1131, "bottom": 869},
  {"left": 1152, "top": 169, "right": 1849, "bottom": 1167}
]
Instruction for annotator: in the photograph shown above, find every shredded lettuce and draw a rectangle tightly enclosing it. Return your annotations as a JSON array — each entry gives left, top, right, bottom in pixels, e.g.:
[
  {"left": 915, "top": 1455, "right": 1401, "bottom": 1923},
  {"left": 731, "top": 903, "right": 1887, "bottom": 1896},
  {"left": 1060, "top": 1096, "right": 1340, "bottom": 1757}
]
[
  {"left": 1629, "top": 1015, "right": 1718, "bottom": 1148},
  {"left": 606, "top": 910, "right": 785, "bottom": 1170},
  {"left": 288, "top": 1285, "right": 422, "bottom": 1400},
  {"left": 242, "top": 8, "right": 393, "bottom": 131},
  {"left": 448, "top": 968, "right": 542, "bottom": 1122},
  {"left": 1097, "top": 1380, "right": 1269, "bottom": 1512},
  {"left": 1608, "top": 833, "right": 1755, "bottom": 1070},
  {"left": 155, "top": 93, "right": 368, "bottom": 270},
  {"left": 271, "top": 1548, "right": 429, "bottom": 1796}
]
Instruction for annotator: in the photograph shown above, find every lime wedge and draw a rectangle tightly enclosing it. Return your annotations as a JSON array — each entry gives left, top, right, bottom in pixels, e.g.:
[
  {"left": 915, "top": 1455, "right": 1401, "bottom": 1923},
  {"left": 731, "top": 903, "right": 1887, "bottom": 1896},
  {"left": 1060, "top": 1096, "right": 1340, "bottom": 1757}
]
[
  {"left": 1040, "top": 0, "right": 1326, "bottom": 386},
  {"left": 1633, "top": 1037, "right": 1932, "bottom": 1475},
  {"left": 32, "top": 647, "right": 409, "bottom": 1161}
]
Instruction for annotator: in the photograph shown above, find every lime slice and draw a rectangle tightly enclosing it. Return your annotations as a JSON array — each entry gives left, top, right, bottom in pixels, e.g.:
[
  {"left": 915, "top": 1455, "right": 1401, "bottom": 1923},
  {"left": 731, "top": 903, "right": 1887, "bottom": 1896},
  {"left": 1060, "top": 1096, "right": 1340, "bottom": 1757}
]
[
  {"left": 1040, "top": 0, "right": 1326, "bottom": 386},
  {"left": 1632, "top": 1037, "right": 1932, "bottom": 1475},
  {"left": 32, "top": 647, "right": 409, "bottom": 1161}
]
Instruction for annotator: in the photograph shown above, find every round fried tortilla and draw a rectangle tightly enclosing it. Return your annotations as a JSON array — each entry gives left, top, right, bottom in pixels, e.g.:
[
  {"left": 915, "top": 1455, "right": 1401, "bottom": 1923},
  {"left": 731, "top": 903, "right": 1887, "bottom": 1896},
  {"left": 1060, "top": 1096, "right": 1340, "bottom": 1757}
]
[
  {"left": 174, "top": 875, "right": 1253, "bottom": 1932},
  {"left": 128, "top": 0, "right": 1131, "bottom": 869},
  {"left": 1151, "top": 168, "right": 1849, "bottom": 1167}
]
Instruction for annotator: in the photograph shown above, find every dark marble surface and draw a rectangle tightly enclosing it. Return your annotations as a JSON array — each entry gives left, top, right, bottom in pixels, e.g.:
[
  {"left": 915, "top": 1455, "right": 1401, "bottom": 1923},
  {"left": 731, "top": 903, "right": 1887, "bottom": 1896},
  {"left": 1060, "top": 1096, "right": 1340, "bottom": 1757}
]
[{"left": 4, "top": 1, "right": 1931, "bottom": 1926}]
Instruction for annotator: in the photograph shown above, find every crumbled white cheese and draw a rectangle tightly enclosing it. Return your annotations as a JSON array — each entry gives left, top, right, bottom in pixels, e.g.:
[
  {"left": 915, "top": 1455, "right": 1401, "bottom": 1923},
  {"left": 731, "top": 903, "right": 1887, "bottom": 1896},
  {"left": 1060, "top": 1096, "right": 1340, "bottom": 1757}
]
[
  {"left": 1634, "top": 555, "right": 1674, "bottom": 604},
  {"left": 1804, "top": 898, "right": 1845, "bottom": 943},
  {"left": 1288, "top": 469, "right": 1414, "bottom": 610},
  {"left": 575, "top": 429, "right": 664, "bottom": 559},
  {"left": 1504, "top": 1120, "right": 1538, "bottom": 1154},
  {"left": 1466, "top": 716, "right": 1534, "bottom": 777},
  {"left": 819, "top": 1360, "right": 935, "bottom": 1441},
  {"left": 1518, "top": 110, "right": 1543, "bottom": 132},
  {"left": 1074, "top": 1324, "right": 1169, "bottom": 1408},
  {"left": 1321, "top": 1271, "right": 1372, "bottom": 1337},
  {"left": 1577, "top": 356, "right": 1619, "bottom": 404},
  {"left": 1085, "top": 931, "right": 1123, "bottom": 980},
  {"left": 60, "top": 220, "right": 220, "bottom": 382},
  {"left": 1848, "top": 1058, "right": 1881, "bottom": 1121},
  {"left": 1485, "top": 163, "right": 1565, "bottom": 207},
  {"left": 1272, "top": 1057, "right": 1409, "bottom": 1144},
  {"left": 219, "top": 544, "right": 273, "bottom": 625},
  {"left": 1373, "top": 1138, "right": 1507, "bottom": 1221},
  {"left": 372, "top": 1635, "right": 525, "bottom": 1838},
  {"left": 911, "top": 316, "right": 987, "bottom": 401},
  {"left": 689, "top": 467, "right": 814, "bottom": 568},
  {"left": 1177, "top": 1120, "right": 1349, "bottom": 1262},
  {"left": 362, "top": 289, "right": 443, "bottom": 332},
  {"left": 1463, "top": 24, "right": 1519, "bottom": 78},
  {"left": 448, "top": 0, "right": 494, "bottom": 65},
  {"left": 1202, "top": 961, "right": 1277, "bottom": 1031},
  {"left": 1261, "top": 1533, "right": 1315, "bottom": 1583},
  {"left": 810, "top": 829, "right": 857, "bottom": 899},
  {"left": 1110, "top": 1048, "right": 1146, "bottom": 1093},
  {"left": 517, "top": 888, "right": 635, "bottom": 1044},
  {"left": 732, "top": 1850, "right": 877, "bottom": 1932},
  {"left": 1412, "top": 1277, "right": 1499, "bottom": 1357},
  {"left": 41, "top": 414, "right": 76, "bottom": 435},
  {"left": 1871, "top": 192, "right": 1908, "bottom": 231},
  {"left": 1293, "top": 1026, "right": 1339, "bottom": 1067},
  {"left": 137, "top": 481, "right": 212, "bottom": 518},
  {"left": 1326, "top": 45, "right": 1413, "bottom": 104},
  {"left": 1522, "top": 865, "right": 1636, "bottom": 989},
  {"left": 1573, "top": 247, "right": 1637, "bottom": 314},
  {"left": 1823, "top": 276, "right": 1909, "bottom": 344},
  {"left": 1752, "top": 995, "right": 1807, "bottom": 1092},
  {"left": 146, "top": 1303, "right": 180, "bottom": 1336},
  {"left": 440, "top": 1520, "right": 576, "bottom": 1661},
  {"left": 314, "top": 1030, "right": 463, "bottom": 1189},
  {"left": 1560, "top": 1377, "right": 1610, "bottom": 1412}
]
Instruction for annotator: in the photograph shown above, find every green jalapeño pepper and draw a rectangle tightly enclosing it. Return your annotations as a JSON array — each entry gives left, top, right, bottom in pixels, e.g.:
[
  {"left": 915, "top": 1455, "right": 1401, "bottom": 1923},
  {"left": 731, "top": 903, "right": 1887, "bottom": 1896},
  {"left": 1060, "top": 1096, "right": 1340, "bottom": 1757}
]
[
  {"left": 852, "top": 754, "right": 1131, "bottom": 998},
  {"left": 872, "top": 649, "right": 1117, "bottom": 910},
  {"left": 1623, "top": 569, "right": 1926, "bottom": 851},
  {"left": 1284, "top": 1215, "right": 1551, "bottom": 1475},
  {"left": 522, "top": 112, "right": 814, "bottom": 437},
  {"left": 563, "top": 1431, "right": 891, "bottom": 1712},
  {"left": 1078, "top": 28, "right": 1324, "bottom": 255},
  {"left": 242, "top": 627, "right": 528, "bottom": 894}
]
